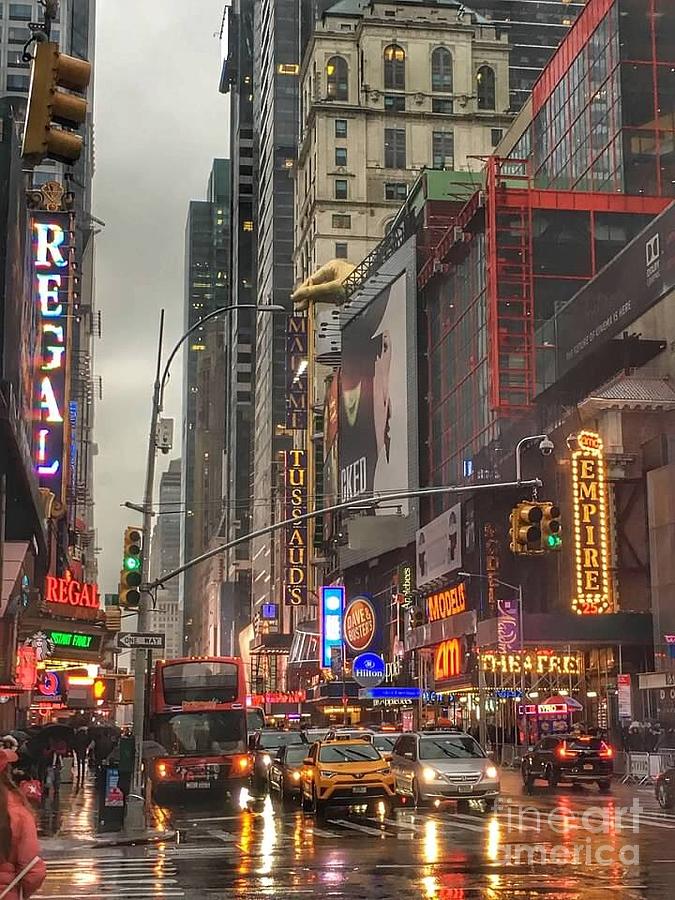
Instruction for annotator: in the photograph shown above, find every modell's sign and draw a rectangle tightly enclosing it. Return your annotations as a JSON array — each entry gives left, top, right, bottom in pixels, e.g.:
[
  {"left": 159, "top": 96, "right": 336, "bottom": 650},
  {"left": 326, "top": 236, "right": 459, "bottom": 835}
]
[
  {"left": 32, "top": 212, "right": 72, "bottom": 500},
  {"left": 425, "top": 581, "right": 467, "bottom": 623},
  {"left": 45, "top": 571, "right": 101, "bottom": 616},
  {"left": 568, "top": 431, "right": 612, "bottom": 615}
]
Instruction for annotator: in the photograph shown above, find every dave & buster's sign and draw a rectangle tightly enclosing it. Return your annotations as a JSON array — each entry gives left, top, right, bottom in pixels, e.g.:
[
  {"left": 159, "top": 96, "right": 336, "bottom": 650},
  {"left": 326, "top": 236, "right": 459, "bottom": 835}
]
[{"left": 344, "top": 596, "right": 376, "bottom": 652}]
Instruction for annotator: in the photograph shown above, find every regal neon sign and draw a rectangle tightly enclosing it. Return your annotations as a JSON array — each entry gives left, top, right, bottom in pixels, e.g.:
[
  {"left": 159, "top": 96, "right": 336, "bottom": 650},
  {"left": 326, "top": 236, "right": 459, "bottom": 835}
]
[
  {"left": 32, "top": 213, "right": 72, "bottom": 499},
  {"left": 569, "top": 431, "right": 612, "bottom": 615},
  {"left": 45, "top": 571, "right": 101, "bottom": 611}
]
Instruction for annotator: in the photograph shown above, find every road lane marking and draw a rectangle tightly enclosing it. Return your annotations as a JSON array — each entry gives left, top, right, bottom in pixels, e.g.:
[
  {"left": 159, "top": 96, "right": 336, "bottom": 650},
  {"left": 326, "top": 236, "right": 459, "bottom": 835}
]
[{"left": 328, "top": 818, "right": 386, "bottom": 836}]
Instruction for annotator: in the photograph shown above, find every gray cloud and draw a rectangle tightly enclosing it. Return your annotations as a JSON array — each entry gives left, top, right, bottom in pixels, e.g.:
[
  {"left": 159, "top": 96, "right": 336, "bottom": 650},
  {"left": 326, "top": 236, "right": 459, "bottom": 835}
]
[{"left": 93, "top": 0, "right": 228, "bottom": 595}]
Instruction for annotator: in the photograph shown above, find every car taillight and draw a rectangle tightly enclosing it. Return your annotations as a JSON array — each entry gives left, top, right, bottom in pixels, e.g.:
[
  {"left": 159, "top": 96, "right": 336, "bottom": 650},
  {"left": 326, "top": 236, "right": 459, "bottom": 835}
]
[
  {"left": 599, "top": 742, "right": 613, "bottom": 759},
  {"left": 234, "top": 754, "right": 251, "bottom": 772},
  {"left": 155, "top": 760, "right": 169, "bottom": 778}
]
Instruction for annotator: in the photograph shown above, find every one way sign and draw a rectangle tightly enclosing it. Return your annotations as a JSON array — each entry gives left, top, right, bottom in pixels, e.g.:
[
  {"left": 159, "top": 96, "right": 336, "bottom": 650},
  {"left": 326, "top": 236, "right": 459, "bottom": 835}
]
[{"left": 114, "top": 632, "right": 165, "bottom": 651}]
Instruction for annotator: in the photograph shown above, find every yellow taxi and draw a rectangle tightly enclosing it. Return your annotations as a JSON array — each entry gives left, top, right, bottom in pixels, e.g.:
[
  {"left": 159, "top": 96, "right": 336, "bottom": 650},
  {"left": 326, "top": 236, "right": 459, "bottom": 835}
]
[{"left": 301, "top": 738, "right": 395, "bottom": 818}]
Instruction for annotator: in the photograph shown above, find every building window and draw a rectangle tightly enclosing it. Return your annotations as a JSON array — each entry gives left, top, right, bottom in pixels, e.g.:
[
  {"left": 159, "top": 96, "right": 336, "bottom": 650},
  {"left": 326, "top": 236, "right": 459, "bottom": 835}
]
[
  {"left": 491, "top": 128, "right": 504, "bottom": 147},
  {"left": 335, "top": 147, "right": 347, "bottom": 166},
  {"left": 432, "top": 98, "right": 453, "bottom": 114},
  {"left": 7, "top": 50, "right": 28, "bottom": 68},
  {"left": 326, "top": 56, "right": 348, "bottom": 101},
  {"left": 9, "top": 4, "right": 32, "bottom": 21},
  {"left": 476, "top": 65, "right": 496, "bottom": 110},
  {"left": 384, "top": 128, "right": 406, "bottom": 168},
  {"left": 385, "top": 182, "right": 408, "bottom": 201},
  {"left": 384, "top": 94, "right": 405, "bottom": 112},
  {"left": 8, "top": 26, "right": 28, "bottom": 43},
  {"left": 335, "top": 119, "right": 348, "bottom": 138},
  {"left": 432, "top": 131, "right": 454, "bottom": 169},
  {"left": 335, "top": 242, "right": 348, "bottom": 259},
  {"left": 431, "top": 47, "right": 453, "bottom": 93},
  {"left": 332, "top": 214, "right": 351, "bottom": 228},
  {"left": 383, "top": 44, "right": 405, "bottom": 91},
  {"left": 6, "top": 73, "right": 29, "bottom": 92},
  {"left": 335, "top": 178, "right": 348, "bottom": 200}
]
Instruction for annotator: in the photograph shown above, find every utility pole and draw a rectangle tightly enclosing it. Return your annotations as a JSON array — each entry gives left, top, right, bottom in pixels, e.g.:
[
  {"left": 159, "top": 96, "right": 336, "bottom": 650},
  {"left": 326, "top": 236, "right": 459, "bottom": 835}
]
[{"left": 125, "top": 311, "right": 164, "bottom": 834}]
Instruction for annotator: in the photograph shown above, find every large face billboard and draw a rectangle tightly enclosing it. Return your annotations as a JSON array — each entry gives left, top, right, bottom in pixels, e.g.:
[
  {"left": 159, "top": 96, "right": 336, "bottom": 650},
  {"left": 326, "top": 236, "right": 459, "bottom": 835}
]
[
  {"left": 416, "top": 502, "right": 463, "bottom": 589},
  {"left": 340, "top": 271, "right": 408, "bottom": 505}
]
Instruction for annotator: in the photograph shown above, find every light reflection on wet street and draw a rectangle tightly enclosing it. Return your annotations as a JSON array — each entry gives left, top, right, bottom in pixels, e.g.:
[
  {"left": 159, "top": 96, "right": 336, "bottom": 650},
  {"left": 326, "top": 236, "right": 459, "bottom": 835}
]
[{"left": 36, "top": 775, "right": 675, "bottom": 899}]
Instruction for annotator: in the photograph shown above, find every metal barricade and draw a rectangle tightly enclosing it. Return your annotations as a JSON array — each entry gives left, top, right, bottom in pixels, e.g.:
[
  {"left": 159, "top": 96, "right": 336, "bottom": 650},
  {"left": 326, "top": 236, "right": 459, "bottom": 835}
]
[{"left": 621, "top": 752, "right": 650, "bottom": 784}]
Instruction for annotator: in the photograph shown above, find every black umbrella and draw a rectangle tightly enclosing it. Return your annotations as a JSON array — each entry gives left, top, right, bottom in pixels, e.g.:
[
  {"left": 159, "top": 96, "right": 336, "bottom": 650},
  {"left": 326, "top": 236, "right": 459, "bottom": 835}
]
[
  {"left": 26, "top": 724, "right": 75, "bottom": 757},
  {"left": 7, "top": 730, "right": 29, "bottom": 743}
]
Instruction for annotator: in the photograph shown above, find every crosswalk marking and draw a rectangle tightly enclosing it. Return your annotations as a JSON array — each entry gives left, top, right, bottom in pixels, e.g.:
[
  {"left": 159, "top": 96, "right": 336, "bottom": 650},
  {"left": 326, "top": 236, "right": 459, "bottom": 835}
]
[{"left": 328, "top": 818, "right": 386, "bottom": 836}]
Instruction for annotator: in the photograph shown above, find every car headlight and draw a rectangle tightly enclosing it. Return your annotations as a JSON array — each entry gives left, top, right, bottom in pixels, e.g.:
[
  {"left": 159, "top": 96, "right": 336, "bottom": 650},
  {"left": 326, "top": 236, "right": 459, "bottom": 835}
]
[
  {"left": 422, "top": 767, "right": 438, "bottom": 783},
  {"left": 292, "top": 770, "right": 301, "bottom": 782},
  {"left": 374, "top": 767, "right": 390, "bottom": 775},
  {"left": 485, "top": 765, "right": 498, "bottom": 780},
  {"left": 262, "top": 754, "right": 271, "bottom": 767},
  {"left": 319, "top": 770, "right": 338, "bottom": 778}
]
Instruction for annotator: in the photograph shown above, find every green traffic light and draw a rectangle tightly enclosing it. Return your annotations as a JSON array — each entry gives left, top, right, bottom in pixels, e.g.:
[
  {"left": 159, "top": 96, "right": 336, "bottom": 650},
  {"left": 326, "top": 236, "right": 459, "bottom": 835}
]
[
  {"left": 124, "top": 555, "right": 141, "bottom": 571},
  {"left": 546, "top": 534, "right": 562, "bottom": 548}
]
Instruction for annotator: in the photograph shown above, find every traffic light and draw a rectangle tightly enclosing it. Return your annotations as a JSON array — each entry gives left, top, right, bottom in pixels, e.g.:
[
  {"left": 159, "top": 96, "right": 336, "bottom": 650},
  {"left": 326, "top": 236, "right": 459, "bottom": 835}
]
[
  {"left": 22, "top": 41, "right": 91, "bottom": 165},
  {"left": 410, "top": 607, "right": 424, "bottom": 628},
  {"left": 119, "top": 526, "right": 143, "bottom": 609},
  {"left": 541, "top": 502, "right": 562, "bottom": 550},
  {"left": 509, "top": 501, "right": 543, "bottom": 555}
]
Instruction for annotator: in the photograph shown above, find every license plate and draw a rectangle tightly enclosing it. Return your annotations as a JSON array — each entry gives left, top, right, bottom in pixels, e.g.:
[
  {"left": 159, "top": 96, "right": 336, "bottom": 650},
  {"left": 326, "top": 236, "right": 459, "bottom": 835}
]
[
  {"left": 352, "top": 786, "right": 367, "bottom": 794},
  {"left": 583, "top": 764, "right": 594, "bottom": 771},
  {"left": 458, "top": 785, "right": 472, "bottom": 793},
  {"left": 186, "top": 781, "right": 210, "bottom": 790}
]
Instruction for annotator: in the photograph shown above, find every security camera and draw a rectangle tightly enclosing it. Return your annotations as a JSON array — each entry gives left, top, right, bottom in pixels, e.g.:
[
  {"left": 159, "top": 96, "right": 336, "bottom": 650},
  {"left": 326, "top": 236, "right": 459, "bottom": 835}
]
[{"left": 539, "top": 436, "right": 554, "bottom": 456}]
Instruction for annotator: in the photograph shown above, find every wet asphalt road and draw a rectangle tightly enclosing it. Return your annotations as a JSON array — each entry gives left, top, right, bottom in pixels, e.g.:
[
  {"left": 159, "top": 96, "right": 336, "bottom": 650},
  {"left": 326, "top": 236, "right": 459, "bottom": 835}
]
[{"left": 36, "top": 773, "right": 675, "bottom": 899}]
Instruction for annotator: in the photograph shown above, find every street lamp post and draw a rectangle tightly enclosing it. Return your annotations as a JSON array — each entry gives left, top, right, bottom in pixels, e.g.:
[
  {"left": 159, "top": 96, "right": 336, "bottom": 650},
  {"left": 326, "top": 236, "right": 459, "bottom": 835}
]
[
  {"left": 124, "top": 303, "right": 284, "bottom": 834},
  {"left": 458, "top": 572, "right": 524, "bottom": 751}
]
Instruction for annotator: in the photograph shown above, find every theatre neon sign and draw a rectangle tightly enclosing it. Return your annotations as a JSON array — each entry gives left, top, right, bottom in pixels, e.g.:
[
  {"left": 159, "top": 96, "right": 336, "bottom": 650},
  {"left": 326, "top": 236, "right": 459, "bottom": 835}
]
[
  {"left": 32, "top": 213, "right": 72, "bottom": 500},
  {"left": 569, "top": 431, "right": 612, "bottom": 615}
]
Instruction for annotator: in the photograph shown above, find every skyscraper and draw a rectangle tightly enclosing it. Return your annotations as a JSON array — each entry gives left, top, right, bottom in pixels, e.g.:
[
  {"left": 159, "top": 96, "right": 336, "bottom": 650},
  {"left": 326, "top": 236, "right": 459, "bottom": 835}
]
[
  {"left": 148, "top": 459, "right": 182, "bottom": 660},
  {"left": 250, "top": 0, "right": 300, "bottom": 630},
  {"left": 473, "top": 1, "right": 587, "bottom": 111},
  {"left": 219, "top": 0, "right": 257, "bottom": 649},
  {"left": 181, "top": 159, "right": 230, "bottom": 652}
]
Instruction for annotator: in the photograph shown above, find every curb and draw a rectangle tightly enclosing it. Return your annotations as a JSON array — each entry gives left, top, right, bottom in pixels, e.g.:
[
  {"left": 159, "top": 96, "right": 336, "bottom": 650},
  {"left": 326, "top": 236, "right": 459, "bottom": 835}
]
[{"left": 42, "top": 829, "right": 176, "bottom": 854}]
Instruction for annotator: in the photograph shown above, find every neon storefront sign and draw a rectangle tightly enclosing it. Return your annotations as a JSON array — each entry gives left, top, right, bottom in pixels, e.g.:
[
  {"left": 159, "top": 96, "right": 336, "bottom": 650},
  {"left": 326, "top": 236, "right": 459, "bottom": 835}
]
[
  {"left": 320, "top": 585, "right": 344, "bottom": 669},
  {"left": 45, "top": 571, "right": 101, "bottom": 611},
  {"left": 32, "top": 213, "right": 72, "bottom": 499}
]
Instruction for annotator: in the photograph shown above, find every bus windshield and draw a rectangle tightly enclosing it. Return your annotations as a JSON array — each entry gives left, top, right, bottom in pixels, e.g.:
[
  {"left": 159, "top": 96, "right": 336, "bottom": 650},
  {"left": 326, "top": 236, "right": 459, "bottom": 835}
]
[
  {"left": 161, "top": 661, "right": 240, "bottom": 706},
  {"left": 153, "top": 711, "right": 246, "bottom": 756}
]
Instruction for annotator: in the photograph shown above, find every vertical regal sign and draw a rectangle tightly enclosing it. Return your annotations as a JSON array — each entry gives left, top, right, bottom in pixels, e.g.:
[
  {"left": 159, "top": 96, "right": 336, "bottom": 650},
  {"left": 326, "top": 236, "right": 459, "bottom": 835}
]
[
  {"left": 570, "top": 431, "right": 612, "bottom": 615},
  {"left": 32, "top": 212, "right": 72, "bottom": 500}
]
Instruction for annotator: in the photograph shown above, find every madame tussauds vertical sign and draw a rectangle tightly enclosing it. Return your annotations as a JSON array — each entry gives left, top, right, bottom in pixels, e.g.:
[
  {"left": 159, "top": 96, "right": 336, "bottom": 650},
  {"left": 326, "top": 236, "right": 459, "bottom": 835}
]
[
  {"left": 284, "top": 449, "right": 307, "bottom": 605},
  {"left": 569, "top": 431, "right": 613, "bottom": 615}
]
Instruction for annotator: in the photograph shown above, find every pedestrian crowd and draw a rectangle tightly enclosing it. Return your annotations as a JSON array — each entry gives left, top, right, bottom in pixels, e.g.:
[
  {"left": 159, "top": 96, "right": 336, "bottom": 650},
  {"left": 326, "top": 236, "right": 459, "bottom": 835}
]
[{"left": 620, "top": 720, "right": 675, "bottom": 752}]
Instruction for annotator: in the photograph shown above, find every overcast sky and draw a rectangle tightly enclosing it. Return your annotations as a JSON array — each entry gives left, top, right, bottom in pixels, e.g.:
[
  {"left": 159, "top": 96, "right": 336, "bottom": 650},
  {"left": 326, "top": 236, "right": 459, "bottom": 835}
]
[{"left": 93, "top": 1, "right": 228, "bottom": 595}]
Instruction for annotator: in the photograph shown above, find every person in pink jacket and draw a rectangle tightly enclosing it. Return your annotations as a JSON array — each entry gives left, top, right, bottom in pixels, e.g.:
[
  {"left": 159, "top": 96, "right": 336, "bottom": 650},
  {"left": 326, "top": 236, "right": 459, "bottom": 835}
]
[{"left": 0, "top": 748, "right": 46, "bottom": 899}]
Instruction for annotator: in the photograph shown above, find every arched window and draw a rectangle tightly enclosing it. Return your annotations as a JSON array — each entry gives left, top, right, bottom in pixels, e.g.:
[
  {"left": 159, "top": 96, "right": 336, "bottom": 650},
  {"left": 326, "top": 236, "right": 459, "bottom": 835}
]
[
  {"left": 383, "top": 44, "right": 405, "bottom": 91},
  {"left": 431, "top": 47, "right": 453, "bottom": 93},
  {"left": 326, "top": 56, "right": 348, "bottom": 101},
  {"left": 476, "top": 65, "right": 495, "bottom": 110}
]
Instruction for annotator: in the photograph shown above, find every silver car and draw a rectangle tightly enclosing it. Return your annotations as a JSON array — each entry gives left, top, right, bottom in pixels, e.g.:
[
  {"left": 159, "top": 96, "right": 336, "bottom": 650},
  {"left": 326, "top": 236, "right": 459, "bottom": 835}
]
[{"left": 390, "top": 730, "right": 500, "bottom": 810}]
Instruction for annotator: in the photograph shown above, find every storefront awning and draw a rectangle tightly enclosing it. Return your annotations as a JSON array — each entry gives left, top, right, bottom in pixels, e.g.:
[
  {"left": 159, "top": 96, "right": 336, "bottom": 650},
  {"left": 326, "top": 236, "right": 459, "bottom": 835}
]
[{"left": 477, "top": 611, "right": 653, "bottom": 648}]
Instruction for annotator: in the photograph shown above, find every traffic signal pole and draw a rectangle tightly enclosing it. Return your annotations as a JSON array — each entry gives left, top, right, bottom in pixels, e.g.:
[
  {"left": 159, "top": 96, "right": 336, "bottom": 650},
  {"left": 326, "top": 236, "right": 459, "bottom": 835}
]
[{"left": 125, "top": 310, "right": 164, "bottom": 834}]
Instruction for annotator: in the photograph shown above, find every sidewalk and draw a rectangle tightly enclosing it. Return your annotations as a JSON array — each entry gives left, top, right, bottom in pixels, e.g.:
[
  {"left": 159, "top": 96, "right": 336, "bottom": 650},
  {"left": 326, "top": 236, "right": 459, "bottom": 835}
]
[{"left": 37, "top": 774, "right": 175, "bottom": 854}]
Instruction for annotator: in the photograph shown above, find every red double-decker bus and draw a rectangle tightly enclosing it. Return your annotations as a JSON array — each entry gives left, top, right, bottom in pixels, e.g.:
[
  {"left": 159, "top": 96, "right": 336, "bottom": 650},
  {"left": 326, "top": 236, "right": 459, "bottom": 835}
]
[{"left": 146, "top": 656, "right": 252, "bottom": 804}]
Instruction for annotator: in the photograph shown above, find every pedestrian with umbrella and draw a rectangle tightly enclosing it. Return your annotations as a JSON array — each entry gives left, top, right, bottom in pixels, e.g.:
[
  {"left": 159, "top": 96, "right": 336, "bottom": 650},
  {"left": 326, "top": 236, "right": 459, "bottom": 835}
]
[{"left": 0, "top": 748, "right": 46, "bottom": 898}]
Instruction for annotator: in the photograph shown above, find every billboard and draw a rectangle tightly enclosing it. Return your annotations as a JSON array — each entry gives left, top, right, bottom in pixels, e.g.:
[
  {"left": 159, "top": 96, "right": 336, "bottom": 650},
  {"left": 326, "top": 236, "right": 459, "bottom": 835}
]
[
  {"left": 416, "top": 502, "right": 462, "bottom": 588},
  {"left": 340, "top": 271, "right": 409, "bottom": 506}
]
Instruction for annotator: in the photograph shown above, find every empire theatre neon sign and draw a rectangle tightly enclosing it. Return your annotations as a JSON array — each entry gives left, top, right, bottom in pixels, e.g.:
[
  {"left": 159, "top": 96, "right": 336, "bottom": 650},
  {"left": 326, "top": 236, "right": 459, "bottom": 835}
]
[{"left": 33, "top": 213, "right": 71, "bottom": 498}]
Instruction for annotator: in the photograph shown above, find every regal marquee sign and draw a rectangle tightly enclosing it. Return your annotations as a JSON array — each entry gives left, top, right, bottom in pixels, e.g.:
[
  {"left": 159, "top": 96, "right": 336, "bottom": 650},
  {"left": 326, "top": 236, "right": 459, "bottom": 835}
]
[
  {"left": 569, "top": 431, "right": 613, "bottom": 615},
  {"left": 32, "top": 212, "right": 73, "bottom": 500}
]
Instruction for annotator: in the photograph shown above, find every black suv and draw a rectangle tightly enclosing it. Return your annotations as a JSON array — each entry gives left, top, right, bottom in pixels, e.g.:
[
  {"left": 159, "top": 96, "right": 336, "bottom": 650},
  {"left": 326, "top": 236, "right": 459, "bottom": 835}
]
[
  {"left": 521, "top": 734, "right": 614, "bottom": 793},
  {"left": 248, "top": 730, "right": 307, "bottom": 789}
]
